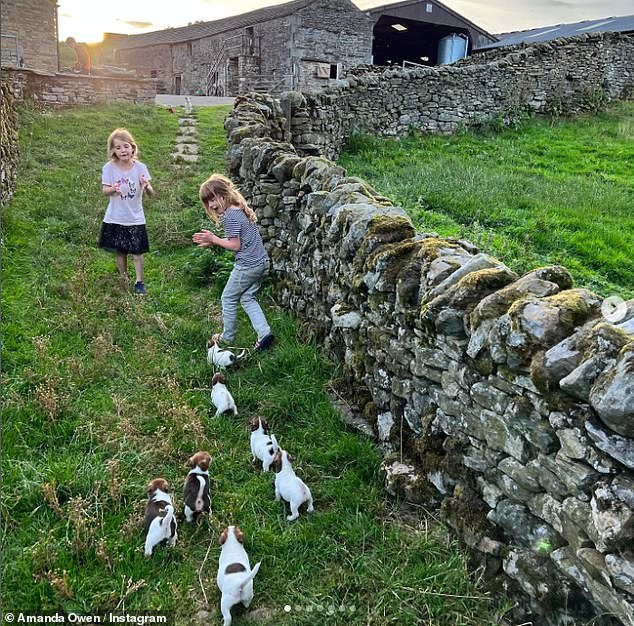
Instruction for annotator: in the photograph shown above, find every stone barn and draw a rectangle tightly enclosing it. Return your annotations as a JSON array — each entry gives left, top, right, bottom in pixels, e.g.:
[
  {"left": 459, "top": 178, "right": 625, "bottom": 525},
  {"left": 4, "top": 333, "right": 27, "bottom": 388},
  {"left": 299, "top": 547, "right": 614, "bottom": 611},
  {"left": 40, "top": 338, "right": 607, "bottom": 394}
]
[
  {"left": 0, "top": 0, "right": 59, "bottom": 71},
  {"left": 107, "top": 0, "right": 374, "bottom": 96}
]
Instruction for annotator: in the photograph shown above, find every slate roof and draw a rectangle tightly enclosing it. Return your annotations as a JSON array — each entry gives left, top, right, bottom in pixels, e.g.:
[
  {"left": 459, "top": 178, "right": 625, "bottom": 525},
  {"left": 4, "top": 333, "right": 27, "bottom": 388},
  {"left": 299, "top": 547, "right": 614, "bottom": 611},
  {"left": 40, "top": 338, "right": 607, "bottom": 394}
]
[
  {"left": 110, "top": 0, "right": 316, "bottom": 50},
  {"left": 476, "top": 14, "right": 634, "bottom": 50}
]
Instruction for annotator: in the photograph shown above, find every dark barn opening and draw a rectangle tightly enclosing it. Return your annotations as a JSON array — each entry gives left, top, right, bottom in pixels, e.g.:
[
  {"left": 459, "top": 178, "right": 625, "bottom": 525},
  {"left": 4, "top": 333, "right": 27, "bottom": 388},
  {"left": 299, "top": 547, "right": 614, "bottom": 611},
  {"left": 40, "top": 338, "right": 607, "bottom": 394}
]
[
  {"left": 368, "top": 1, "right": 497, "bottom": 68},
  {"left": 372, "top": 15, "right": 471, "bottom": 66}
]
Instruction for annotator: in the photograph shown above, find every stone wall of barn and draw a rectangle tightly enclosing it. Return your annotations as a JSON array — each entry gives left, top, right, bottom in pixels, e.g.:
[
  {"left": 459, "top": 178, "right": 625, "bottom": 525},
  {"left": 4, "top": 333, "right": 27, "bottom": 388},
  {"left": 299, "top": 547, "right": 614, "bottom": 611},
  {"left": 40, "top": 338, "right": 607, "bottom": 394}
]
[
  {"left": 292, "top": 0, "right": 373, "bottom": 92},
  {"left": 281, "top": 32, "right": 634, "bottom": 159},
  {"left": 1, "top": 68, "right": 156, "bottom": 106},
  {"left": 0, "top": 0, "right": 58, "bottom": 72},
  {"left": 221, "top": 34, "right": 634, "bottom": 626}
]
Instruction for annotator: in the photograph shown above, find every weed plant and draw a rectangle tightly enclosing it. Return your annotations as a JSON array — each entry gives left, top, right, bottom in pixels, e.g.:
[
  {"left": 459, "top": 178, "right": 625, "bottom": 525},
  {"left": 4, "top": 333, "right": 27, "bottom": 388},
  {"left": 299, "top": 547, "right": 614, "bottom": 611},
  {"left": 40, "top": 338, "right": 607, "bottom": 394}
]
[
  {"left": 339, "top": 102, "right": 634, "bottom": 299},
  {"left": 1, "top": 103, "right": 508, "bottom": 625}
]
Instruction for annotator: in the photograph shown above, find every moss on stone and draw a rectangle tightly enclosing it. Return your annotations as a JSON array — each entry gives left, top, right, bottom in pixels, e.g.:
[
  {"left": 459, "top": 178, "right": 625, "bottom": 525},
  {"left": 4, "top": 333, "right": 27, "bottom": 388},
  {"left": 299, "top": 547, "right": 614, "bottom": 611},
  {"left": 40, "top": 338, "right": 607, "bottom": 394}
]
[
  {"left": 582, "top": 322, "right": 633, "bottom": 357},
  {"left": 368, "top": 293, "right": 390, "bottom": 311},
  {"left": 528, "top": 266, "right": 574, "bottom": 290},
  {"left": 471, "top": 284, "right": 542, "bottom": 329},
  {"left": 418, "top": 237, "right": 462, "bottom": 262},
  {"left": 367, "top": 214, "right": 415, "bottom": 239},
  {"left": 422, "top": 267, "right": 517, "bottom": 323},
  {"left": 452, "top": 267, "right": 517, "bottom": 306},
  {"left": 366, "top": 240, "right": 423, "bottom": 284},
  {"left": 546, "top": 290, "right": 595, "bottom": 328},
  {"left": 529, "top": 349, "right": 552, "bottom": 393},
  {"left": 333, "top": 179, "right": 393, "bottom": 206}
]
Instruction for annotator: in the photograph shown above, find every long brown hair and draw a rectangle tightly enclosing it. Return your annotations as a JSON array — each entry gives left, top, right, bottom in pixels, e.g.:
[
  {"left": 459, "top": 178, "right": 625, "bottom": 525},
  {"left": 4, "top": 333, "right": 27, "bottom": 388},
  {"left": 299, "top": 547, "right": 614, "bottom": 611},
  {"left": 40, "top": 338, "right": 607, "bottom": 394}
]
[
  {"left": 199, "top": 174, "right": 257, "bottom": 225},
  {"left": 107, "top": 128, "right": 138, "bottom": 162}
]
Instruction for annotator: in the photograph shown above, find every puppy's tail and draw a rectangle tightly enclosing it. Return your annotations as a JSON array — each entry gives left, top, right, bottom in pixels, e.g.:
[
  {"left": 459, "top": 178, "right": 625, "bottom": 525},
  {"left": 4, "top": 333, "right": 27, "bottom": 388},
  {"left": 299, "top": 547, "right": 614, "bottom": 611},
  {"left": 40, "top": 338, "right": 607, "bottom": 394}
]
[
  {"left": 238, "top": 561, "right": 261, "bottom": 590},
  {"left": 161, "top": 504, "right": 175, "bottom": 528},
  {"left": 270, "top": 434, "right": 280, "bottom": 452}
]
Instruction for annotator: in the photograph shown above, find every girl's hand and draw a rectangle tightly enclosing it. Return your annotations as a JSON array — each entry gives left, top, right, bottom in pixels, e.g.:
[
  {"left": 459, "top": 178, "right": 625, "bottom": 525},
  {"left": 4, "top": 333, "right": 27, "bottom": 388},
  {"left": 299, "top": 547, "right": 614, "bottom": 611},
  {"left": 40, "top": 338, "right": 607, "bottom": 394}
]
[
  {"left": 141, "top": 175, "right": 155, "bottom": 196},
  {"left": 192, "top": 229, "right": 216, "bottom": 247}
]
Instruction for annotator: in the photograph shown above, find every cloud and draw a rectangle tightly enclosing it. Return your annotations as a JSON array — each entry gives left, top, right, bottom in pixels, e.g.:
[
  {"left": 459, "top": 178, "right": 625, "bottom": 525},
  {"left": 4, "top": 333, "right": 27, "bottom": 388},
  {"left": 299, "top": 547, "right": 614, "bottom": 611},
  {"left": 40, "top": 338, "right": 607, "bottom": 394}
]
[{"left": 117, "top": 19, "right": 154, "bottom": 29}]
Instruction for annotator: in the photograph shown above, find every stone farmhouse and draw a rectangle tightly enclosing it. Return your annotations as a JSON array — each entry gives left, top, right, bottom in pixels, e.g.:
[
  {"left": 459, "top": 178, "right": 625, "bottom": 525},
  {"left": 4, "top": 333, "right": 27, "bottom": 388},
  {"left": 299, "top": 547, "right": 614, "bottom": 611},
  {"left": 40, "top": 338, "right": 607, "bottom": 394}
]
[{"left": 105, "top": 0, "right": 495, "bottom": 96}]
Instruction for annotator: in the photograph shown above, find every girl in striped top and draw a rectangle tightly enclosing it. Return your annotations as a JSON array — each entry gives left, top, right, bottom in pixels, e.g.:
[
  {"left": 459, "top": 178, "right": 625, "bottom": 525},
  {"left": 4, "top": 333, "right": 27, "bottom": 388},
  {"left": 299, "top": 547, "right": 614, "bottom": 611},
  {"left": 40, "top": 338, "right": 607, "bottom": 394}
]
[{"left": 192, "top": 174, "right": 274, "bottom": 351}]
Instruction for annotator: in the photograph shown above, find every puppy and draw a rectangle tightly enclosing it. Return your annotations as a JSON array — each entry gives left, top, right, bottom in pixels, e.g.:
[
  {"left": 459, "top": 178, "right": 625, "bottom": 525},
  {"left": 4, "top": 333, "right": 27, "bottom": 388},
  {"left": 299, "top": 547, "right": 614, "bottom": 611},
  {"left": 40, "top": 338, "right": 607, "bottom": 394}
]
[
  {"left": 249, "top": 417, "right": 279, "bottom": 472},
  {"left": 207, "top": 339, "right": 236, "bottom": 369},
  {"left": 217, "top": 525, "right": 262, "bottom": 626},
  {"left": 211, "top": 372, "right": 238, "bottom": 417},
  {"left": 273, "top": 449, "right": 314, "bottom": 521},
  {"left": 143, "top": 478, "right": 177, "bottom": 556},
  {"left": 183, "top": 451, "right": 211, "bottom": 522}
]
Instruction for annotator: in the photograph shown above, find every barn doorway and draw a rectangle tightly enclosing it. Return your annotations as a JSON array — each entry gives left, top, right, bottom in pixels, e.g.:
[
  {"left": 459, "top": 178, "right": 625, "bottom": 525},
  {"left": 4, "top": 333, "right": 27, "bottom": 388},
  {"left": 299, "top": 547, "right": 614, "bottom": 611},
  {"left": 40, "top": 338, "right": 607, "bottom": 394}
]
[{"left": 372, "top": 15, "right": 470, "bottom": 66}]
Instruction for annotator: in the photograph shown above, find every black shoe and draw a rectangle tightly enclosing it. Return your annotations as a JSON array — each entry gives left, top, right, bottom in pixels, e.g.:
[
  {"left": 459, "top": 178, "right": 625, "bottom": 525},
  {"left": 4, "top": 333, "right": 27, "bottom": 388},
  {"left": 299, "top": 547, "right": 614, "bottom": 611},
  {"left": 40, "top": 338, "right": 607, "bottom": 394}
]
[
  {"left": 254, "top": 333, "right": 274, "bottom": 351},
  {"left": 134, "top": 281, "right": 147, "bottom": 296}
]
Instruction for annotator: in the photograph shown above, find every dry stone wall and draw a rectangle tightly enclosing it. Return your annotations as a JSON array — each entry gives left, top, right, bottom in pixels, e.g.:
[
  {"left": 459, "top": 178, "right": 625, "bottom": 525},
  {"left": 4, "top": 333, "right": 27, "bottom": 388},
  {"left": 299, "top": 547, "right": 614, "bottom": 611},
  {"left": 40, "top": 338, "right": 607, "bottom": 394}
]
[
  {"left": 1, "top": 82, "right": 19, "bottom": 205},
  {"left": 223, "top": 57, "right": 634, "bottom": 625},
  {"left": 2, "top": 68, "right": 155, "bottom": 106},
  {"left": 281, "top": 32, "right": 634, "bottom": 159}
]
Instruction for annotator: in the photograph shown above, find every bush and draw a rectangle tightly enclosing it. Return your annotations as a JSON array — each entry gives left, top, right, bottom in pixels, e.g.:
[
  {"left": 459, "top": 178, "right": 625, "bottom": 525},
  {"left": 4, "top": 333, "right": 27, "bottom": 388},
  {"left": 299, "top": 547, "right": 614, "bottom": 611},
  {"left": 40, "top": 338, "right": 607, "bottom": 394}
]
[{"left": 183, "top": 245, "right": 233, "bottom": 286}]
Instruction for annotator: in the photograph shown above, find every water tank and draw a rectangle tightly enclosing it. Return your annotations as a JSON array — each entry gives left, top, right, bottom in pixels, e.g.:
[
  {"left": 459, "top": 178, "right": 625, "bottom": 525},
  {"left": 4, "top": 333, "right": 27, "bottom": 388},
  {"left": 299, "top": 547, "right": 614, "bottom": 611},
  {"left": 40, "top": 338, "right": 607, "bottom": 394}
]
[{"left": 437, "top": 33, "right": 469, "bottom": 64}]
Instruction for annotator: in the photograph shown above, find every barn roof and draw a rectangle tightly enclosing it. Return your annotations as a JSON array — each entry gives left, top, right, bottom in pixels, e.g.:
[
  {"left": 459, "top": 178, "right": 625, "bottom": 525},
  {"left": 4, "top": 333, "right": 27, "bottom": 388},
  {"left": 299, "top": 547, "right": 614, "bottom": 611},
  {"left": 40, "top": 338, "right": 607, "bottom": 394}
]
[
  {"left": 367, "top": 0, "right": 495, "bottom": 41},
  {"left": 476, "top": 14, "right": 634, "bottom": 50},
  {"left": 108, "top": 0, "right": 317, "bottom": 50}
]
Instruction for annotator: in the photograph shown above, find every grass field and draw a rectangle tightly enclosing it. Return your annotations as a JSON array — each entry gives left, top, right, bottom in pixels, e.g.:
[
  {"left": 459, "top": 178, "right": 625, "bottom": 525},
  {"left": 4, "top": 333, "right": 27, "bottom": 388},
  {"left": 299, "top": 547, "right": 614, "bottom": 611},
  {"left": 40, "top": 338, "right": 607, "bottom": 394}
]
[
  {"left": 1, "top": 103, "right": 507, "bottom": 625},
  {"left": 338, "top": 102, "right": 634, "bottom": 299}
]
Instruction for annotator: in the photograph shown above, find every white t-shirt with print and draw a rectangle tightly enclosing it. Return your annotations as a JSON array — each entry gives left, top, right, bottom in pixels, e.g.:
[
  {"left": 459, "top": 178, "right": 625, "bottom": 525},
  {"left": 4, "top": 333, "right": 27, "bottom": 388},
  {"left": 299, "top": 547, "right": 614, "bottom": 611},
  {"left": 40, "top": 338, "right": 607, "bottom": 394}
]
[{"left": 101, "top": 160, "right": 151, "bottom": 226}]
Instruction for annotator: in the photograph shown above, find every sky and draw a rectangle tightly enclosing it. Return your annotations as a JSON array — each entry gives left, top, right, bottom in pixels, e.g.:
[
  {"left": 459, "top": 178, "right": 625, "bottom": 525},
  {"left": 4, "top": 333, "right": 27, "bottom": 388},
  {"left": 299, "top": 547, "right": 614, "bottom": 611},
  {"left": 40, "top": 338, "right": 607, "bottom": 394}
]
[{"left": 57, "top": 0, "right": 634, "bottom": 43}]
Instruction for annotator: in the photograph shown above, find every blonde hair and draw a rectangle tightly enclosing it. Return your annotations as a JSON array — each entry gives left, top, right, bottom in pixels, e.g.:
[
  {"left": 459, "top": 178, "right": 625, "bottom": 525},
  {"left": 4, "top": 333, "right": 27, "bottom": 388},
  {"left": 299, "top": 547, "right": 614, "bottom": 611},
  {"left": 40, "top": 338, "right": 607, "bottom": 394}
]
[
  {"left": 199, "top": 174, "right": 257, "bottom": 225},
  {"left": 107, "top": 128, "right": 138, "bottom": 162}
]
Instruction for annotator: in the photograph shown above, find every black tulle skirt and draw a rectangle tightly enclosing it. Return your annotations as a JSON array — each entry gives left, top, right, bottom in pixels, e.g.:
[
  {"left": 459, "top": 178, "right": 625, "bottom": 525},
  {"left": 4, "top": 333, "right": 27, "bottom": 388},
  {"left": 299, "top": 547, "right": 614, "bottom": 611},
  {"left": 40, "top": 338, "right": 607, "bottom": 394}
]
[{"left": 98, "top": 222, "right": 149, "bottom": 254}]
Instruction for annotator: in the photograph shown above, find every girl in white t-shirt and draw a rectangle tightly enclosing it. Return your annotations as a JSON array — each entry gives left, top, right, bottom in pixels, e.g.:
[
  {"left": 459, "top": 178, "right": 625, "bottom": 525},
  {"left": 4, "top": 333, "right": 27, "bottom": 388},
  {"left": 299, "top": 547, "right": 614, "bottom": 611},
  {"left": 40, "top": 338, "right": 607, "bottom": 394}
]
[{"left": 98, "top": 128, "right": 154, "bottom": 296}]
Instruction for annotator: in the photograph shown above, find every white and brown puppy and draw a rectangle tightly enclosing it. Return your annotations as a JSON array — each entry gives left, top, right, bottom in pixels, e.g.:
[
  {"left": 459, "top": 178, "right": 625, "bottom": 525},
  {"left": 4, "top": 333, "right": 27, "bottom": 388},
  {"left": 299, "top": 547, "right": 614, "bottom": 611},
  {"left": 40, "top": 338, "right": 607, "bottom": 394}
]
[
  {"left": 249, "top": 417, "right": 279, "bottom": 472},
  {"left": 207, "top": 339, "right": 236, "bottom": 369},
  {"left": 273, "top": 449, "right": 314, "bottom": 521},
  {"left": 143, "top": 478, "right": 178, "bottom": 557},
  {"left": 211, "top": 372, "right": 238, "bottom": 417},
  {"left": 183, "top": 451, "right": 212, "bottom": 522},
  {"left": 217, "top": 525, "right": 262, "bottom": 626}
]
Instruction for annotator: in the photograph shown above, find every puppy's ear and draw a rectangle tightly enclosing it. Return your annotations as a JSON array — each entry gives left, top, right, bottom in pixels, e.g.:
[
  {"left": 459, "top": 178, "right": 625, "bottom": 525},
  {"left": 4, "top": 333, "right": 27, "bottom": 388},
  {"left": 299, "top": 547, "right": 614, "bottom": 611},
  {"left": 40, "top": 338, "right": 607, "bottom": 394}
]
[
  {"left": 272, "top": 450, "right": 282, "bottom": 473},
  {"left": 219, "top": 528, "right": 228, "bottom": 545},
  {"left": 207, "top": 339, "right": 214, "bottom": 348},
  {"left": 212, "top": 372, "right": 225, "bottom": 385},
  {"left": 287, "top": 452, "right": 294, "bottom": 463},
  {"left": 235, "top": 527, "right": 245, "bottom": 544},
  {"left": 187, "top": 455, "right": 196, "bottom": 468}
]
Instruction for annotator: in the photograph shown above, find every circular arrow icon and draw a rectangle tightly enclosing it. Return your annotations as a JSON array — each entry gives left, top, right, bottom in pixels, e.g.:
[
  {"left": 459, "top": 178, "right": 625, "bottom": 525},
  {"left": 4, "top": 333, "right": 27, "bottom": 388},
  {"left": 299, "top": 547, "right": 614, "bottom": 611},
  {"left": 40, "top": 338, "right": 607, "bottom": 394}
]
[{"left": 601, "top": 295, "right": 627, "bottom": 323}]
